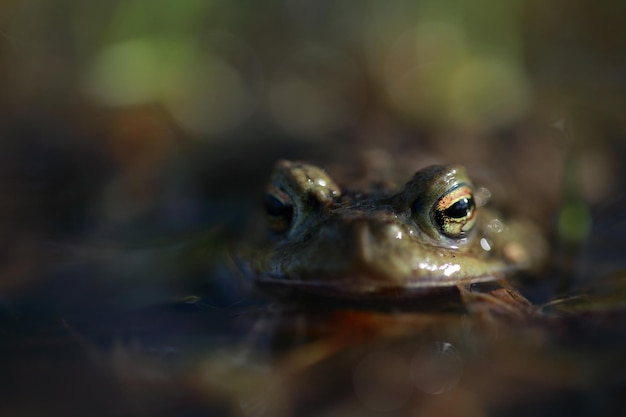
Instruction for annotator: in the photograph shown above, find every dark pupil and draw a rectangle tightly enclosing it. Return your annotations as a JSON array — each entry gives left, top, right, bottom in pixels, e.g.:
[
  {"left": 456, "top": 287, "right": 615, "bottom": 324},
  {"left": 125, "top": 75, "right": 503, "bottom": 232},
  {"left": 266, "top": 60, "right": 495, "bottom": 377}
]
[
  {"left": 265, "top": 194, "right": 293, "bottom": 219},
  {"left": 443, "top": 197, "right": 474, "bottom": 218}
]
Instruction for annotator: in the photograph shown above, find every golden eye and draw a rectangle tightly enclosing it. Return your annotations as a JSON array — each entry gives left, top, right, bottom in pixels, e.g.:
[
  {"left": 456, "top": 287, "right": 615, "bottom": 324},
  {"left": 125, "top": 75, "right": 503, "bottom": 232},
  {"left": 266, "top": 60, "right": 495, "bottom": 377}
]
[
  {"left": 264, "top": 185, "right": 293, "bottom": 233},
  {"left": 433, "top": 185, "right": 476, "bottom": 238}
]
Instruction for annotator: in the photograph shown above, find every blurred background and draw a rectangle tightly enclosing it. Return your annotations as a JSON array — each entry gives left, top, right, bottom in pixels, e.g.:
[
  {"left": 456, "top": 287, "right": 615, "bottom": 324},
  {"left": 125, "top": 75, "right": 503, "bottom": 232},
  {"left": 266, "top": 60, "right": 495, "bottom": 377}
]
[{"left": 1, "top": 0, "right": 625, "bottom": 416}]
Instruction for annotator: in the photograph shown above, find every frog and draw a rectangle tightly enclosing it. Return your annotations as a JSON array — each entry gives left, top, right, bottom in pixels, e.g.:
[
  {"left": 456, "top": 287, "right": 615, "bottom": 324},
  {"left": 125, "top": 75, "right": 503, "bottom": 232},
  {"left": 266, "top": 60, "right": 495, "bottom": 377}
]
[
  {"left": 214, "top": 159, "right": 564, "bottom": 416},
  {"left": 242, "top": 159, "right": 546, "bottom": 302}
]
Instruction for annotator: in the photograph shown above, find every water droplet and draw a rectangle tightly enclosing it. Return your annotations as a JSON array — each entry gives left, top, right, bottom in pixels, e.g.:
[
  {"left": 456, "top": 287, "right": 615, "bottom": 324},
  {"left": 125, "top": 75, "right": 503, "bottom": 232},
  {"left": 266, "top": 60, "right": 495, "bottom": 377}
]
[
  {"left": 475, "top": 186, "right": 492, "bottom": 207},
  {"left": 487, "top": 218, "right": 504, "bottom": 233}
]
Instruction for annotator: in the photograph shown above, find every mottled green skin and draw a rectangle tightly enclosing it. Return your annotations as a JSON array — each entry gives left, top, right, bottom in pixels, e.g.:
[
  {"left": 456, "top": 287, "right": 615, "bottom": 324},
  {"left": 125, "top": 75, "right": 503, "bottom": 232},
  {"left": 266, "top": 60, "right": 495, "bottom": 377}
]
[{"left": 246, "top": 160, "right": 545, "bottom": 297}]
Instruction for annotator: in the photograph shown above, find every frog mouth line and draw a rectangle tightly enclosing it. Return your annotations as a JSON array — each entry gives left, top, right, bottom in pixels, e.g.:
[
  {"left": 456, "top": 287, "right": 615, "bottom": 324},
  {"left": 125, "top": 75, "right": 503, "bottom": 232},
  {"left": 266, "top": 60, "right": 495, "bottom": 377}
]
[{"left": 252, "top": 271, "right": 502, "bottom": 298}]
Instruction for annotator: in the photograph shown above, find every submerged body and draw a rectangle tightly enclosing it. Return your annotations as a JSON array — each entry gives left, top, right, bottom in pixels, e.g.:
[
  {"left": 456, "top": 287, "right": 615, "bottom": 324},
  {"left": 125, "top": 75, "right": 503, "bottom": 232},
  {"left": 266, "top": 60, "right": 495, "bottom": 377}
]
[{"left": 244, "top": 160, "right": 546, "bottom": 298}]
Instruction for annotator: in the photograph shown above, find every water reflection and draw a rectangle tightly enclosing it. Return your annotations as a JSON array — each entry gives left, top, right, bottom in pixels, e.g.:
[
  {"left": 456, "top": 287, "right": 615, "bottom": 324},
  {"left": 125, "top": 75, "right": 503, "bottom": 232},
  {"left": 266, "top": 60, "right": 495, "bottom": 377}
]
[
  {"left": 182, "top": 302, "right": 493, "bottom": 416},
  {"left": 171, "top": 281, "right": 626, "bottom": 416},
  {"left": 353, "top": 351, "right": 413, "bottom": 411},
  {"left": 352, "top": 341, "right": 464, "bottom": 411},
  {"left": 411, "top": 341, "right": 463, "bottom": 395}
]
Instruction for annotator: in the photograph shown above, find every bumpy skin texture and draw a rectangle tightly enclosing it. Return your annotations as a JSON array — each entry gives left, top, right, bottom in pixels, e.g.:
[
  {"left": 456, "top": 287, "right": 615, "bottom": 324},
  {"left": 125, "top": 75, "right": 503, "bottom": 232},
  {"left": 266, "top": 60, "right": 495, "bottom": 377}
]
[{"left": 245, "top": 160, "right": 546, "bottom": 298}]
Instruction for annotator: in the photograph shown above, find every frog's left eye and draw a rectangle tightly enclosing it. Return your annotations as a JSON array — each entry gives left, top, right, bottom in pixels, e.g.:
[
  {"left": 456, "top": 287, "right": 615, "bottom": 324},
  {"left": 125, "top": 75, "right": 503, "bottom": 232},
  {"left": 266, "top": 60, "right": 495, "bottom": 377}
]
[
  {"left": 433, "top": 185, "right": 476, "bottom": 238},
  {"left": 264, "top": 186, "right": 294, "bottom": 234}
]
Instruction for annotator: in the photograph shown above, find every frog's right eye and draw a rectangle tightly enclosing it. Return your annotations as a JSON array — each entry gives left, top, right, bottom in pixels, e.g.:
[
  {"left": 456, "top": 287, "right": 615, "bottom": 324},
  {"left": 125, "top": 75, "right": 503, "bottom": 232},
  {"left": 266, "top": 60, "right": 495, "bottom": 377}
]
[
  {"left": 432, "top": 184, "right": 476, "bottom": 238},
  {"left": 264, "top": 186, "right": 293, "bottom": 233}
]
